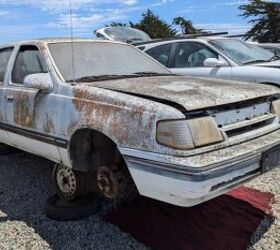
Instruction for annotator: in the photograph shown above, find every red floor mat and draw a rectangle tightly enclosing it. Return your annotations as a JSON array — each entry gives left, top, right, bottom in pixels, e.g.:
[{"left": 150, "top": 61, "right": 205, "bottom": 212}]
[{"left": 104, "top": 187, "right": 274, "bottom": 250}]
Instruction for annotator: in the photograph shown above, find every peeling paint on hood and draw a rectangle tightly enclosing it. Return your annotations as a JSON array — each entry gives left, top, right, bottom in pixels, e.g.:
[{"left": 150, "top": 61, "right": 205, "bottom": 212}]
[{"left": 84, "top": 76, "right": 280, "bottom": 111}]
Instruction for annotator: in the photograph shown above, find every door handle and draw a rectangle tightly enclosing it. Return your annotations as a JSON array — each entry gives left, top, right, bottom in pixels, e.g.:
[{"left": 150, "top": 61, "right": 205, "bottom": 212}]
[{"left": 6, "top": 95, "right": 14, "bottom": 101}]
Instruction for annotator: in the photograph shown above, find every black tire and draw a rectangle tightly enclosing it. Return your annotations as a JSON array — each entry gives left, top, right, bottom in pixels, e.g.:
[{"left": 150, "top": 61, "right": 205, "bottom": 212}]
[
  {"left": 45, "top": 194, "right": 99, "bottom": 221},
  {"left": 0, "top": 143, "right": 20, "bottom": 156},
  {"left": 52, "top": 164, "right": 91, "bottom": 202}
]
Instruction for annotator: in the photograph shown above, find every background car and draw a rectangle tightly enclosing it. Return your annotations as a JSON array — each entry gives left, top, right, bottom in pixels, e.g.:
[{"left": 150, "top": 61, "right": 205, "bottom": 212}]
[
  {"left": 135, "top": 36, "right": 280, "bottom": 85},
  {"left": 95, "top": 27, "right": 151, "bottom": 44}
]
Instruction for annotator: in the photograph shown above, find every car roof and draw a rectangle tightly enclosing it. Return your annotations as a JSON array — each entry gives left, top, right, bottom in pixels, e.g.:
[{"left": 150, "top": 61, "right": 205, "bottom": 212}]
[{"left": 0, "top": 38, "right": 126, "bottom": 48}]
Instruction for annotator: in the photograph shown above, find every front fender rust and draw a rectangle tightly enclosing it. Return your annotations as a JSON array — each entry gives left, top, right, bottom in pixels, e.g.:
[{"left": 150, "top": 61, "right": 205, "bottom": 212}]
[{"left": 71, "top": 87, "right": 158, "bottom": 149}]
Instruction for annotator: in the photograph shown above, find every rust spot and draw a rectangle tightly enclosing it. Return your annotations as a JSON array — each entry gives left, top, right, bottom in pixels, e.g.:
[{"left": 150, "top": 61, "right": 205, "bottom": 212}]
[
  {"left": 71, "top": 87, "right": 156, "bottom": 147},
  {"left": 14, "top": 92, "right": 34, "bottom": 128},
  {"left": 43, "top": 117, "right": 54, "bottom": 133}
]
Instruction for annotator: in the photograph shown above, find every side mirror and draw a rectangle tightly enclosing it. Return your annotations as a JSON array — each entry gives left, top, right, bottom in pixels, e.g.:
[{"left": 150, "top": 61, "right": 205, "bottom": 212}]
[
  {"left": 204, "top": 58, "right": 228, "bottom": 68},
  {"left": 23, "top": 73, "right": 53, "bottom": 91}
]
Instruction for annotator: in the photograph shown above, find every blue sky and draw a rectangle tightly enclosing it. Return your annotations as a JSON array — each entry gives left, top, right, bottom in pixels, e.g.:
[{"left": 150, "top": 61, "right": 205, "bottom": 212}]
[{"left": 0, "top": 0, "right": 276, "bottom": 44}]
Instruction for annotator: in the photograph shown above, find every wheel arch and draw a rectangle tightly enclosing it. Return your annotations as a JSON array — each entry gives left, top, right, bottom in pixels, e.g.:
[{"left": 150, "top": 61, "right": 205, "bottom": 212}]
[{"left": 67, "top": 127, "right": 123, "bottom": 173}]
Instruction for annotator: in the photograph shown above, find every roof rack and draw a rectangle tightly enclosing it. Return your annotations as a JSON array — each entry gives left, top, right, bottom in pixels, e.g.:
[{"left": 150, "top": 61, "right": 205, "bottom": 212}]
[{"left": 133, "top": 32, "right": 229, "bottom": 46}]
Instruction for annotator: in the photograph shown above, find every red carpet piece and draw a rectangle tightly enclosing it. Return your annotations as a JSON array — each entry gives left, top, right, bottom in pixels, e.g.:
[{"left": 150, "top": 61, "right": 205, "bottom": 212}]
[{"left": 104, "top": 187, "right": 274, "bottom": 250}]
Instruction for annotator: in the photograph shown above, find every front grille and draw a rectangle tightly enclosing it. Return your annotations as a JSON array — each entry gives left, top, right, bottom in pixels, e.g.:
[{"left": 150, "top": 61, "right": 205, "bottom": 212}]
[
  {"left": 211, "top": 102, "right": 279, "bottom": 138},
  {"left": 223, "top": 114, "right": 276, "bottom": 137}
]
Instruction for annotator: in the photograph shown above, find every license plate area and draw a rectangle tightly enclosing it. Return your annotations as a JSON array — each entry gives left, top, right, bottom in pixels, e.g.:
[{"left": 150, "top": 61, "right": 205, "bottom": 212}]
[{"left": 262, "top": 145, "right": 280, "bottom": 173}]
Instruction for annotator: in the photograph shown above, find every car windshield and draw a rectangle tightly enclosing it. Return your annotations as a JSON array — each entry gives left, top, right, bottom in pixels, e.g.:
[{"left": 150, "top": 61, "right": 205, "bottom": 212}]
[
  {"left": 209, "top": 39, "right": 274, "bottom": 65},
  {"left": 103, "top": 27, "right": 151, "bottom": 43},
  {"left": 48, "top": 42, "right": 170, "bottom": 82}
]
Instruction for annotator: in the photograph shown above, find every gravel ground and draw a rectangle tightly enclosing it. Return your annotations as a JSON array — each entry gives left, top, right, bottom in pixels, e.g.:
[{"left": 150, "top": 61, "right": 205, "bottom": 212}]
[
  {"left": 0, "top": 152, "right": 147, "bottom": 250},
  {"left": 0, "top": 151, "right": 279, "bottom": 250},
  {"left": 246, "top": 168, "right": 280, "bottom": 250}
]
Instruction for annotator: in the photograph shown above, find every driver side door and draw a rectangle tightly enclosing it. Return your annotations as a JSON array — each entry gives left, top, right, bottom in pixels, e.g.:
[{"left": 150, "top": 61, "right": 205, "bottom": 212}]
[
  {"left": 170, "top": 42, "right": 232, "bottom": 80},
  {"left": 5, "top": 45, "right": 47, "bottom": 129}
]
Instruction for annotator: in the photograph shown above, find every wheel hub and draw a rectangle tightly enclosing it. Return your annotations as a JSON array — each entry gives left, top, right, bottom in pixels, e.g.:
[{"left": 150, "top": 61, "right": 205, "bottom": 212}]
[
  {"left": 56, "top": 165, "right": 77, "bottom": 197},
  {"left": 97, "top": 166, "right": 118, "bottom": 199}
]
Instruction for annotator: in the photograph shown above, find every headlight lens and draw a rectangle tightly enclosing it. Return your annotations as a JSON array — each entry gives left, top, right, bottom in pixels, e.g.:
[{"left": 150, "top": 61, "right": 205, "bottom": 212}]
[
  {"left": 157, "top": 117, "right": 223, "bottom": 149},
  {"left": 272, "top": 99, "right": 280, "bottom": 120}
]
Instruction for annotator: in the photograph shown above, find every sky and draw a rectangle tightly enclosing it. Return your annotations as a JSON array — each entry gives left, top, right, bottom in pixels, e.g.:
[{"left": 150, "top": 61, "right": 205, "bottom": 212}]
[{"left": 0, "top": 0, "right": 278, "bottom": 44}]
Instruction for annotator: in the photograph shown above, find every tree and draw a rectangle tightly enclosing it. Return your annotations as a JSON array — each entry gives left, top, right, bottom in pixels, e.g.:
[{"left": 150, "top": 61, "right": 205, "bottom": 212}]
[
  {"left": 172, "top": 17, "right": 203, "bottom": 35},
  {"left": 130, "top": 9, "right": 176, "bottom": 38},
  {"left": 239, "top": 0, "right": 280, "bottom": 42},
  {"left": 107, "top": 22, "right": 128, "bottom": 27}
]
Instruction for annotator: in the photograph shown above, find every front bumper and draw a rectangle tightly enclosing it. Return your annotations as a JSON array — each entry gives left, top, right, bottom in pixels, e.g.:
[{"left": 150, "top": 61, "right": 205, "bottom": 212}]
[{"left": 120, "top": 129, "right": 280, "bottom": 207}]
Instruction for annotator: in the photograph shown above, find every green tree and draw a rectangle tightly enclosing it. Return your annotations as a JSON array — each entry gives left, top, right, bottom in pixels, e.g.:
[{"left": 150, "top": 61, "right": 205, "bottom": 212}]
[
  {"left": 172, "top": 17, "right": 203, "bottom": 34},
  {"left": 239, "top": 0, "right": 280, "bottom": 42},
  {"left": 130, "top": 9, "right": 176, "bottom": 38},
  {"left": 107, "top": 22, "right": 128, "bottom": 27}
]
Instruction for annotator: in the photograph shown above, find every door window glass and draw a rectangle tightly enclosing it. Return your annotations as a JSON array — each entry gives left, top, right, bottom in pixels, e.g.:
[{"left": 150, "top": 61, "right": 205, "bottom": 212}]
[
  {"left": 12, "top": 45, "right": 47, "bottom": 84},
  {"left": 0, "top": 48, "right": 13, "bottom": 83},
  {"left": 175, "top": 43, "right": 218, "bottom": 68},
  {"left": 146, "top": 44, "right": 172, "bottom": 67}
]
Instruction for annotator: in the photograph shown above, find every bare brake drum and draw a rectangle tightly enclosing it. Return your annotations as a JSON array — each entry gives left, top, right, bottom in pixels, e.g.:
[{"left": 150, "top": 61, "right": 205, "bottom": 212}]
[{"left": 96, "top": 164, "right": 129, "bottom": 199}]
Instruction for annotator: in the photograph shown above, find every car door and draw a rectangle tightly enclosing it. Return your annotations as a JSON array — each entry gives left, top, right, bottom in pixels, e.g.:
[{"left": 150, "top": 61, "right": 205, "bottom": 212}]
[
  {"left": 4, "top": 44, "right": 61, "bottom": 160},
  {"left": 170, "top": 42, "right": 232, "bottom": 80},
  {"left": 0, "top": 47, "right": 14, "bottom": 143},
  {"left": 5, "top": 45, "right": 48, "bottom": 129}
]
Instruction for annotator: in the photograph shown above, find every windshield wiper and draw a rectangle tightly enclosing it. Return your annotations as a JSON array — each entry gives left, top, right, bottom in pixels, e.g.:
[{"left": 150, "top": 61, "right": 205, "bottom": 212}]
[
  {"left": 242, "top": 60, "right": 270, "bottom": 65},
  {"left": 133, "top": 71, "right": 175, "bottom": 77},
  {"left": 68, "top": 74, "right": 138, "bottom": 83}
]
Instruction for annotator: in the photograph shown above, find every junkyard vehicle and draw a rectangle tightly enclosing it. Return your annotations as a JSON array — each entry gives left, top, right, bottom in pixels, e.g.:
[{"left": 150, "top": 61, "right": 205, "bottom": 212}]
[
  {"left": 136, "top": 37, "right": 280, "bottom": 85},
  {"left": 95, "top": 27, "right": 151, "bottom": 44},
  {"left": 1, "top": 39, "right": 280, "bottom": 207}
]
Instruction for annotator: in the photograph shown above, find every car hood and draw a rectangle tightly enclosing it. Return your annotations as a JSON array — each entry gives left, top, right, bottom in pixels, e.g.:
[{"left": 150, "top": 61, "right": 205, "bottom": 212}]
[{"left": 86, "top": 76, "right": 280, "bottom": 111}]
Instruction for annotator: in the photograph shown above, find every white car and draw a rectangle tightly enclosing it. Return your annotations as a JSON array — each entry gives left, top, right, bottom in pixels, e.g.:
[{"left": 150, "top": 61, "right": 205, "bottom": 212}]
[
  {"left": 136, "top": 37, "right": 280, "bottom": 85},
  {"left": 2, "top": 39, "right": 280, "bottom": 208},
  {"left": 95, "top": 27, "right": 151, "bottom": 44}
]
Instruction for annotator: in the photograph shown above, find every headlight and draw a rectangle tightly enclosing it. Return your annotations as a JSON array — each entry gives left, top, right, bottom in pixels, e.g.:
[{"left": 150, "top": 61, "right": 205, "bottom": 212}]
[
  {"left": 157, "top": 117, "right": 223, "bottom": 149},
  {"left": 272, "top": 99, "right": 280, "bottom": 120}
]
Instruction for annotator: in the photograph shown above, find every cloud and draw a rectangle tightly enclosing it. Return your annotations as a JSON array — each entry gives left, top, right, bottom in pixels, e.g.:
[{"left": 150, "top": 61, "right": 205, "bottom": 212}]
[
  {"left": 0, "top": 0, "right": 138, "bottom": 12},
  {"left": 0, "top": 10, "right": 10, "bottom": 16},
  {"left": 196, "top": 23, "right": 250, "bottom": 35},
  {"left": 119, "top": 0, "right": 138, "bottom": 5}
]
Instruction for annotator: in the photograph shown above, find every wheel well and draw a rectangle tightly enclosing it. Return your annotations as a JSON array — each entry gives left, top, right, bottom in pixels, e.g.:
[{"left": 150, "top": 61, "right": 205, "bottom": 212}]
[{"left": 69, "top": 129, "right": 123, "bottom": 173}]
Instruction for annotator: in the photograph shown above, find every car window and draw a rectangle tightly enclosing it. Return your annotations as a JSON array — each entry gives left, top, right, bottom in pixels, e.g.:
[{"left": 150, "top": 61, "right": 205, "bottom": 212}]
[
  {"left": 12, "top": 45, "right": 47, "bottom": 84},
  {"left": 174, "top": 42, "right": 218, "bottom": 68},
  {"left": 0, "top": 47, "right": 13, "bottom": 83},
  {"left": 145, "top": 44, "right": 172, "bottom": 67}
]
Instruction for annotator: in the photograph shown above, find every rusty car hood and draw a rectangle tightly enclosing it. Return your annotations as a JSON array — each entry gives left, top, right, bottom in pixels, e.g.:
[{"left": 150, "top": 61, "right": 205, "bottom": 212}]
[{"left": 86, "top": 76, "right": 280, "bottom": 111}]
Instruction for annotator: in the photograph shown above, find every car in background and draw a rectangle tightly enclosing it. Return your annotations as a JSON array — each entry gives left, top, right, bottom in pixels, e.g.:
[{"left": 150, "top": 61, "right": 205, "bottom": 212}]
[
  {"left": 135, "top": 37, "right": 280, "bottom": 85},
  {"left": 95, "top": 27, "right": 151, "bottom": 44},
  {"left": 258, "top": 43, "right": 280, "bottom": 57}
]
